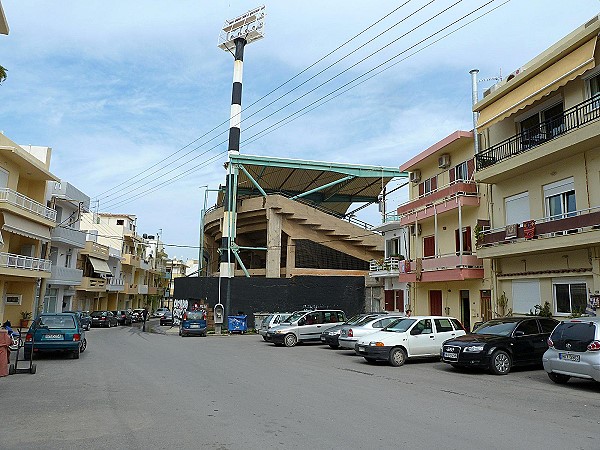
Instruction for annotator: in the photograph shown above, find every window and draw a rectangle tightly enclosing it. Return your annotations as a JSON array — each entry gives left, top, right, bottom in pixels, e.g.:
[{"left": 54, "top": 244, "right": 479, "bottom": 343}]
[
  {"left": 514, "top": 320, "right": 540, "bottom": 336},
  {"left": 418, "top": 176, "right": 437, "bottom": 196},
  {"left": 589, "top": 73, "right": 600, "bottom": 98},
  {"left": 505, "top": 192, "right": 530, "bottom": 226},
  {"left": 520, "top": 101, "right": 564, "bottom": 146},
  {"left": 386, "top": 238, "right": 400, "bottom": 257},
  {"left": 539, "top": 319, "right": 558, "bottom": 334},
  {"left": 0, "top": 167, "right": 8, "bottom": 188},
  {"left": 434, "top": 318, "right": 453, "bottom": 333},
  {"left": 117, "top": 219, "right": 124, "bottom": 225},
  {"left": 554, "top": 281, "right": 587, "bottom": 315},
  {"left": 454, "top": 161, "right": 468, "bottom": 181},
  {"left": 5, "top": 294, "right": 22, "bottom": 305},
  {"left": 512, "top": 280, "right": 541, "bottom": 315},
  {"left": 65, "top": 251, "right": 72, "bottom": 268},
  {"left": 454, "top": 226, "right": 472, "bottom": 254},
  {"left": 450, "top": 318, "right": 465, "bottom": 331},
  {"left": 423, "top": 235, "right": 435, "bottom": 258},
  {"left": 544, "top": 177, "right": 576, "bottom": 220},
  {"left": 411, "top": 319, "right": 433, "bottom": 335}
]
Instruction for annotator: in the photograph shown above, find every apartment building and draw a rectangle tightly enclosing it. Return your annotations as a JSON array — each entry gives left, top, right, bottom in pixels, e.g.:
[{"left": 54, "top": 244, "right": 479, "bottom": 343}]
[
  {"left": 383, "top": 131, "right": 492, "bottom": 330},
  {"left": 43, "top": 181, "right": 89, "bottom": 313},
  {"left": 145, "top": 235, "right": 169, "bottom": 310},
  {"left": 0, "top": 136, "right": 58, "bottom": 325},
  {"left": 473, "top": 14, "right": 600, "bottom": 318}
]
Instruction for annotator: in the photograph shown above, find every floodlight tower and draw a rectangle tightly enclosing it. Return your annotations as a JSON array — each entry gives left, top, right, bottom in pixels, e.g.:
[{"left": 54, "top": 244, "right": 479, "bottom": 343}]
[{"left": 217, "top": 6, "right": 265, "bottom": 321}]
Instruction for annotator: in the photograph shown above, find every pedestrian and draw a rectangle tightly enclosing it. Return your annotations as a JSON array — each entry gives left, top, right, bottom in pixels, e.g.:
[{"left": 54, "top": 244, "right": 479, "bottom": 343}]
[
  {"left": 0, "top": 327, "right": 11, "bottom": 377},
  {"left": 405, "top": 309, "right": 412, "bottom": 317},
  {"left": 142, "top": 307, "right": 148, "bottom": 331}
]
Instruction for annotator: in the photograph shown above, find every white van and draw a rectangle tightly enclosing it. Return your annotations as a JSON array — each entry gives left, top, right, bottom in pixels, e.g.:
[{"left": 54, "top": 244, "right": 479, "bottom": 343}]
[
  {"left": 267, "top": 309, "right": 346, "bottom": 347},
  {"left": 355, "top": 316, "right": 466, "bottom": 366}
]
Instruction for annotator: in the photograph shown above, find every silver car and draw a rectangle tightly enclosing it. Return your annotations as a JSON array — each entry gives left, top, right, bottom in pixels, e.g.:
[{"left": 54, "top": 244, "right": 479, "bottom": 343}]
[
  {"left": 338, "top": 314, "right": 404, "bottom": 350},
  {"left": 543, "top": 317, "right": 600, "bottom": 384},
  {"left": 259, "top": 312, "right": 291, "bottom": 341},
  {"left": 267, "top": 309, "right": 346, "bottom": 347}
]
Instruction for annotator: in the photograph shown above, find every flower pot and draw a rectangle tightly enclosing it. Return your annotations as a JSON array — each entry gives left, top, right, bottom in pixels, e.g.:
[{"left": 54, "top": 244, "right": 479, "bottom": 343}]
[{"left": 19, "top": 319, "right": 30, "bottom": 328}]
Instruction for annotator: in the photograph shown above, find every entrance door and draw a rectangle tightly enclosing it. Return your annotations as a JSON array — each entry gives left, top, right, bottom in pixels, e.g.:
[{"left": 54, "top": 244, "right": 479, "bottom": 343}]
[
  {"left": 384, "top": 290, "right": 394, "bottom": 311},
  {"left": 480, "top": 290, "right": 492, "bottom": 322},
  {"left": 429, "top": 290, "right": 442, "bottom": 316},
  {"left": 395, "top": 290, "right": 404, "bottom": 312},
  {"left": 460, "top": 290, "right": 471, "bottom": 331}
]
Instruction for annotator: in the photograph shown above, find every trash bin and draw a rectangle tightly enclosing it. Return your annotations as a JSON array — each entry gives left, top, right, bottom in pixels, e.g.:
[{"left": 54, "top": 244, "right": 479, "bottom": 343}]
[{"left": 228, "top": 315, "right": 248, "bottom": 334}]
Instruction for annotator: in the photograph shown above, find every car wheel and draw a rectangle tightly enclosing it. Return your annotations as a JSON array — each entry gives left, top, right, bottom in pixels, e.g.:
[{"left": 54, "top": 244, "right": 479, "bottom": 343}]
[
  {"left": 364, "top": 357, "right": 377, "bottom": 364},
  {"left": 80, "top": 339, "right": 87, "bottom": 353},
  {"left": 548, "top": 372, "right": 570, "bottom": 384},
  {"left": 284, "top": 333, "right": 297, "bottom": 347},
  {"left": 490, "top": 350, "right": 511, "bottom": 375},
  {"left": 328, "top": 344, "right": 340, "bottom": 349},
  {"left": 389, "top": 347, "right": 407, "bottom": 367}
]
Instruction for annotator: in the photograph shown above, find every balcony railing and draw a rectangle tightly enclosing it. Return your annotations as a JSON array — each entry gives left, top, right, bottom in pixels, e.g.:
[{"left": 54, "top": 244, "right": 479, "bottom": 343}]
[
  {"left": 49, "top": 266, "right": 83, "bottom": 285},
  {"left": 369, "top": 256, "right": 403, "bottom": 272},
  {"left": 478, "top": 206, "right": 600, "bottom": 247},
  {"left": 401, "top": 254, "right": 483, "bottom": 273},
  {"left": 476, "top": 96, "right": 600, "bottom": 170},
  {"left": 78, "top": 277, "right": 106, "bottom": 291},
  {"left": 0, "top": 188, "right": 57, "bottom": 221},
  {"left": 0, "top": 252, "right": 51, "bottom": 272},
  {"left": 107, "top": 277, "right": 125, "bottom": 292},
  {"left": 138, "top": 284, "right": 149, "bottom": 295},
  {"left": 51, "top": 226, "right": 86, "bottom": 248}
]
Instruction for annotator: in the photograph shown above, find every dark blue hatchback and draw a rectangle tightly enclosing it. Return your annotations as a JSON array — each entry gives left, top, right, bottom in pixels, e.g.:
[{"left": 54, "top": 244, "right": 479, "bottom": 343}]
[
  {"left": 24, "top": 313, "right": 87, "bottom": 359},
  {"left": 179, "top": 310, "right": 207, "bottom": 337}
]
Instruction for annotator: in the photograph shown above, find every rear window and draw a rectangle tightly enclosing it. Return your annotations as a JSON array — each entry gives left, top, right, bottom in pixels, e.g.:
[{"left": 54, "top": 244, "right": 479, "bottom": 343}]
[
  {"left": 185, "top": 311, "right": 205, "bottom": 320},
  {"left": 91, "top": 311, "right": 106, "bottom": 317},
  {"left": 539, "top": 319, "right": 558, "bottom": 333},
  {"left": 39, "top": 316, "right": 76, "bottom": 329},
  {"left": 551, "top": 321, "right": 597, "bottom": 352}
]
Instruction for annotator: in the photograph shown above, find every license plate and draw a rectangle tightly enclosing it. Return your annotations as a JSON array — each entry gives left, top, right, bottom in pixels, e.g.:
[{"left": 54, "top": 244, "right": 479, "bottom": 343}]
[
  {"left": 559, "top": 353, "right": 580, "bottom": 362},
  {"left": 443, "top": 352, "right": 458, "bottom": 360},
  {"left": 190, "top": 324, "right": 200, "bottom": 328},
  {"left": 358, "top": 346, "right": 366, "bottom": 352},
  {"left": 43, "top": 334, "right": 63, "bottom": 340}
]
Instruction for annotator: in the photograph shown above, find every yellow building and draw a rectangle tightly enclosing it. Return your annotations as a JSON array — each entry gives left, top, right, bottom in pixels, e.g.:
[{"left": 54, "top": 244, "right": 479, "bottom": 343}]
[
  {"left": 0, "top": 135, "right": 58, "bottom": 326},
  {"left": 473, "top": 14, "right": 600, "bottom": 318},
  {"left": 392, "top": 131, "right": 492, "bottom": 330}
]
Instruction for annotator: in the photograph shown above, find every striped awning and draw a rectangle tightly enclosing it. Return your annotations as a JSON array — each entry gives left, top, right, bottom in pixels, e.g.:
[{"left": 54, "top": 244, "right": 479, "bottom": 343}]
[
  {"left": 2, "top": 212, "right": 51, "bottom": 242},
  {"left": 89, "top": 257, "right": 112, "bottom": 275}
]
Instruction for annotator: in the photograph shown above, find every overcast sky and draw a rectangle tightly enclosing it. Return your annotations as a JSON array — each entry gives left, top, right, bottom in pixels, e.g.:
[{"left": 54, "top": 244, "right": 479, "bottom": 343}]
[{"left": 1, "top": 0, "right": 598, "bottom": 260}]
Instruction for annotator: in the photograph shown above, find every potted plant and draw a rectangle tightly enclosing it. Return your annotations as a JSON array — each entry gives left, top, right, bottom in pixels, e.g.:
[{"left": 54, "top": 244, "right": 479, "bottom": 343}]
[{"left": 20, "top": 311, "right": 32, "bottom": 328}]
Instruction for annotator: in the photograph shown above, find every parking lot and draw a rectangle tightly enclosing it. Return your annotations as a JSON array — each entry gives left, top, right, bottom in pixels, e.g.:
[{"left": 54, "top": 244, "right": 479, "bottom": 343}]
[{"left": 2, "top": 324, "right": 600, "bottom": 450}]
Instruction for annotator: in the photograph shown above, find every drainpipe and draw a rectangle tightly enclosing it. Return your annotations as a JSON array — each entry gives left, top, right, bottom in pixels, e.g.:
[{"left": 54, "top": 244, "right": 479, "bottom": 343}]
[{"left": 470, "top": 69, "right": 480, "bottom": 155}]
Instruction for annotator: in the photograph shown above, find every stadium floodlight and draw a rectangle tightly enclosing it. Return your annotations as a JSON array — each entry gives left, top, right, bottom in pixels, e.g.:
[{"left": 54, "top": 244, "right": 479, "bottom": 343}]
[{"left": 218, "top": 5, "right": 266, "bottom": 52}]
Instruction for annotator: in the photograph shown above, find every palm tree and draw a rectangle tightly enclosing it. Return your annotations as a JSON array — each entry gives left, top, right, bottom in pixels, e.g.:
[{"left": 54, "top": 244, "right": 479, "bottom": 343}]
[{"left": 0, "top": 65, "right": 6, "bottom": 84}]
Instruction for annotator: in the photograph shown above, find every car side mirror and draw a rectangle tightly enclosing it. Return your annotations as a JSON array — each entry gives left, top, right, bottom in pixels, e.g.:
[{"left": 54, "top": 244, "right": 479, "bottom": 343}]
[
  {"left": 410, "top": 328, "right": 421, "bottom": 336},
  {"left": 514, "top": 331, "right": 525, "bottom": 337}
]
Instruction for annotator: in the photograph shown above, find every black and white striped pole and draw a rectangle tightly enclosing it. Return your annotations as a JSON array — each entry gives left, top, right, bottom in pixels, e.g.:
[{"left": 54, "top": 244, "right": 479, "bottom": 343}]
[{"left": 217, "top": 6, "right": 265, "bottom": 330}]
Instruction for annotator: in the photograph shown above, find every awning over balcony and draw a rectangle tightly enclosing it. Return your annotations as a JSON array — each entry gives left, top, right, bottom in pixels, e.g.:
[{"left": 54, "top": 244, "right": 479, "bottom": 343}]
[
  {"left": 89, "top": 257, "right": 112, "bottom": 275},
  {"left": 476, "top": 36, "right": 597, "bottom": 129},
  {"left": 2, "top": 212, "right": 51, "bottom": 241}
]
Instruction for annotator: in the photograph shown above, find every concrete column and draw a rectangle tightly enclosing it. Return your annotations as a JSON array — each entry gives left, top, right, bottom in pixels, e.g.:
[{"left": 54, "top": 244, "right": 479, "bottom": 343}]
[
  {"left": 286, "top": 237, "right": 296, "bottom": 278},
  {"left": 266, "top": 208, "right": 282, "bottom": 278}
]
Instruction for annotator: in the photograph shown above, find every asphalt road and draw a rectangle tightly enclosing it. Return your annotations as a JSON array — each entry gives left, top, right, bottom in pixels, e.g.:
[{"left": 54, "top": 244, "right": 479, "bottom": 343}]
[{"left": 1, "top": 322, "right": 599, "bottom": 450}]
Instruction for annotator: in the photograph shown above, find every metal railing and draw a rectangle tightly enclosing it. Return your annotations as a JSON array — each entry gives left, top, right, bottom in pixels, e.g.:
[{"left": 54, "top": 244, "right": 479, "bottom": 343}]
[
  {"left": 0, "top": 188, "right": 57, "bottom": 220},
  {"left": 369, "top": 256, "right": 403, "bottom": 272},
  {"left": 0, "top": 252, "right": 51, "bottom": 272},
  {"left": 476, "top": 96, "right": 600, "bottom": 170}
]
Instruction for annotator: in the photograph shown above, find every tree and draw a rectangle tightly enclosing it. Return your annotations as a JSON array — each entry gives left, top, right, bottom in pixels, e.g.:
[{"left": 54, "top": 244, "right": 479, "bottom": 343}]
[{"left": 0, "top": 65, "right": 6, "bottom": 84}]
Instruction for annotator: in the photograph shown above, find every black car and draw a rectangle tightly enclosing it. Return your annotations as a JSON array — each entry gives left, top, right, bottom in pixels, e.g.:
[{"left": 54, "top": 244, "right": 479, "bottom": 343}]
[
  {"left": 112, "top": 310, "right": 132, "bottom": 326},
  {"left": 63, "top": 311, "right": 91, "bottom": 331},
  {"left": 90, "top": 311, "right": 118, "bottom": 328},
  {"left": 441, "top": 317, "right": 559, "bottom": 375},
  {"left": 160, "top": 312, "right": 174, "bottom": 326}
]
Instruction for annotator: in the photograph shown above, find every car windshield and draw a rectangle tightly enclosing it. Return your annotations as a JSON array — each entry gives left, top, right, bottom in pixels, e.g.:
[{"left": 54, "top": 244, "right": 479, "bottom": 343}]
[
  {"left": 474, "top": 320, "right": 518, "bottom": 336},
  {"left": 383, "top": 318, "right": 416, "bottom": 332},
  {"left": 262, "top": 315, "right": 274, "bottom": 326},
  {"left": 39, "top": 316, "right": 76, "bottom": 329},
  {"left": 91, "top": 311, "right": 106, "bottom": 317},
  {"left": 282, "top": 311, "right": 307, "bottom": 324},
  {"left": 186, "top": 311, "right": 205, "bottom": 320}
]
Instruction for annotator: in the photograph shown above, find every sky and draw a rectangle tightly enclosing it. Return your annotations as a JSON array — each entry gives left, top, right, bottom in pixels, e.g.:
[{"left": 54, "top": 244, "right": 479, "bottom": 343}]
[{"left": 1, "top": 0, "right": 599, "bottom": 260}]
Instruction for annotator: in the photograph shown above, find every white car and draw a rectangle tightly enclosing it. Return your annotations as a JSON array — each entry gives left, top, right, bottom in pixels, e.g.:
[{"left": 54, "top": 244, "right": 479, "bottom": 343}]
[
  {"left": 153, "top": 307, "right": 170, "bottom": 318},
  {"left": 338, "top": 314, "right": 404, "bottom": 349},
  {"left": 355, "top": 316, "right": 466, "bottom": 366}
]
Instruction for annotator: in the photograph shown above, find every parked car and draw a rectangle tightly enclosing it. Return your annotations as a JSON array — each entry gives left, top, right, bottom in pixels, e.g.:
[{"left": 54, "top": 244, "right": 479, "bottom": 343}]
[
  {"left": 179, "top": 310, "right": 207, "bottom": 337},
  {"left": 90, "top": 311, "right": 118, "bottom": 328},
  {"left": 132, "top": 308, "right": 146, "bottom": 322},
  {"left": 543, "top": 317, "right": 600, "bottom": 384},
  {"left": 160, "top": 312, "right": 174, "bottom": 326},
  {"left": 338, "top": 314, "right": 404, "bottom": 350},
  {"left": 23, "top": 313, "right": 87, "bottom": 360},
  {"left": 355, "top": 316, "right": 466, "bottom": 366},
  {"left": 441, "top": 317, "right": 558, "bottom": 375},
  {"left": 63, "top": 310, "right": 91, "bottom": 331},
  {"left": 321, "top": 312, "right": 389, "bottom": 349},
  {"left": 259, "top": 312, "right": 291, "bottom": 341},
  {"left": 153, "top": 307, "right": 170, "bottom": 318},
  {"left": 129, "top": 310, "right": 141, "bottom": 323},
  {"left": 112, "top": 310, "right": 132, "bottom": 326},
  {"left": 267, "top": 309, "right": 346, "bottom": 347}
]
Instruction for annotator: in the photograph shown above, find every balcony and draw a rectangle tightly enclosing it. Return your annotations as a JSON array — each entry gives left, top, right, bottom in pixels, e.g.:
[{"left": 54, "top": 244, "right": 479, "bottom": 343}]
[
  {"left": 138, "top": 284, "right": 149, "bottom": 295},
  {"left": 51, "top": 226, "right": 86, "bottom": 248},
  {"left": 477, "top": 206, "right": 600, "bottom": 258},
  {"left": 122, "top": 254, "right": 141, "bottom": 268},
  {"left": 80, "top": 241, "right": 109, "bottom": 260},
  {"left": 476, "top": 97, "right": 600, "bottom": 183},
  {"left": 77, "top": 277, "right": 107, "bottom": 292},
  {"left": 125, "top": 283, "right": 138, "bottom": 295},
  {"left": 369, "top": 256, "right": 405, "bottom": 277},
  {"left": 49, "top": 266, "right": 83, "bottom": 285},
  {"left": 0, "top": 252, "right": 51, "bottom": 277},
  {"left": 393, "top": 181, "right": 479, "bottom": 226},
  {"left": 0, "top": 188, "right": 57, "bottom": 222},
  {"left": 139, "top": 260, "right": 150, "bottom": 271},
  {"left": 106, "top": 277, "right": 125, "bottom": 292},
  {"left": 398, "top": 253, "right": 484, "bottom": 282}
]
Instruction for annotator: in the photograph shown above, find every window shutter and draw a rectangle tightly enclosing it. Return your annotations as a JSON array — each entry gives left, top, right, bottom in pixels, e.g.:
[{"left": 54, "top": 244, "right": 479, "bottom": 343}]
[
  {"left": 430, "top": 176, "right": 437, "bottom": 191},
  {"left": 467, "top": 159, "right": 475, "bottom": 179},
  {"left": 463, "top": 226, "right": 472, "bottom": 252},
  {"left": 455, "top": 229, "right": 460, "bottom": 253},
  {"left": 418, "top": 182, "right": 424, "bottom": 196},
  {"left": 449, "top": 167, "right": 455, "bottom": 183}
]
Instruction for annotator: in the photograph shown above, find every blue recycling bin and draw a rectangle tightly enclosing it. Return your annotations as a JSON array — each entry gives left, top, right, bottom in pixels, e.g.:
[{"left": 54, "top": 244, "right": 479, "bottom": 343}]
[{"left": 228, "top": 315, "right": 248, "bottom": 333}]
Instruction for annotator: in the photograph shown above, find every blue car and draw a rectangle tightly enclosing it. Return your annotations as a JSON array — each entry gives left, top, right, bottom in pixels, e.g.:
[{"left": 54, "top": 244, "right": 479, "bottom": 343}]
[
  {"left": 179, "top": 310, "right": 207, "bottom": 337},
  {"left": 24, "top": 313, "right": 87, "bottom": 360}
]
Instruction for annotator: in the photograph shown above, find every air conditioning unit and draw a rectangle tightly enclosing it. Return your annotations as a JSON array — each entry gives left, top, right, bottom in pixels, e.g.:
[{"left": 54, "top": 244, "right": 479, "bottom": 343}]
[
  {"left": 409, "top": 169, "right": 421, "bottom": 183},
  {"left": 438, "top": 154, "right": 451, "bottom": 169},
  {"left": 410, "top": 224, "right": 422, "bottom": 236}
]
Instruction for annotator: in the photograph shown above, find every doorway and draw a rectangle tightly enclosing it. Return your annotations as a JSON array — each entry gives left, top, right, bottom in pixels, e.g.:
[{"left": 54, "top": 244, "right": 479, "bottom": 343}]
[
  {"left": 460, "top": 290, "right": 471, "bottom": 331},
  {"left": 429, "top": 290, "right": 442, "bottom": 316},
  {"left": 480, "top": 290, "right": 492, "bottom": 322}
]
